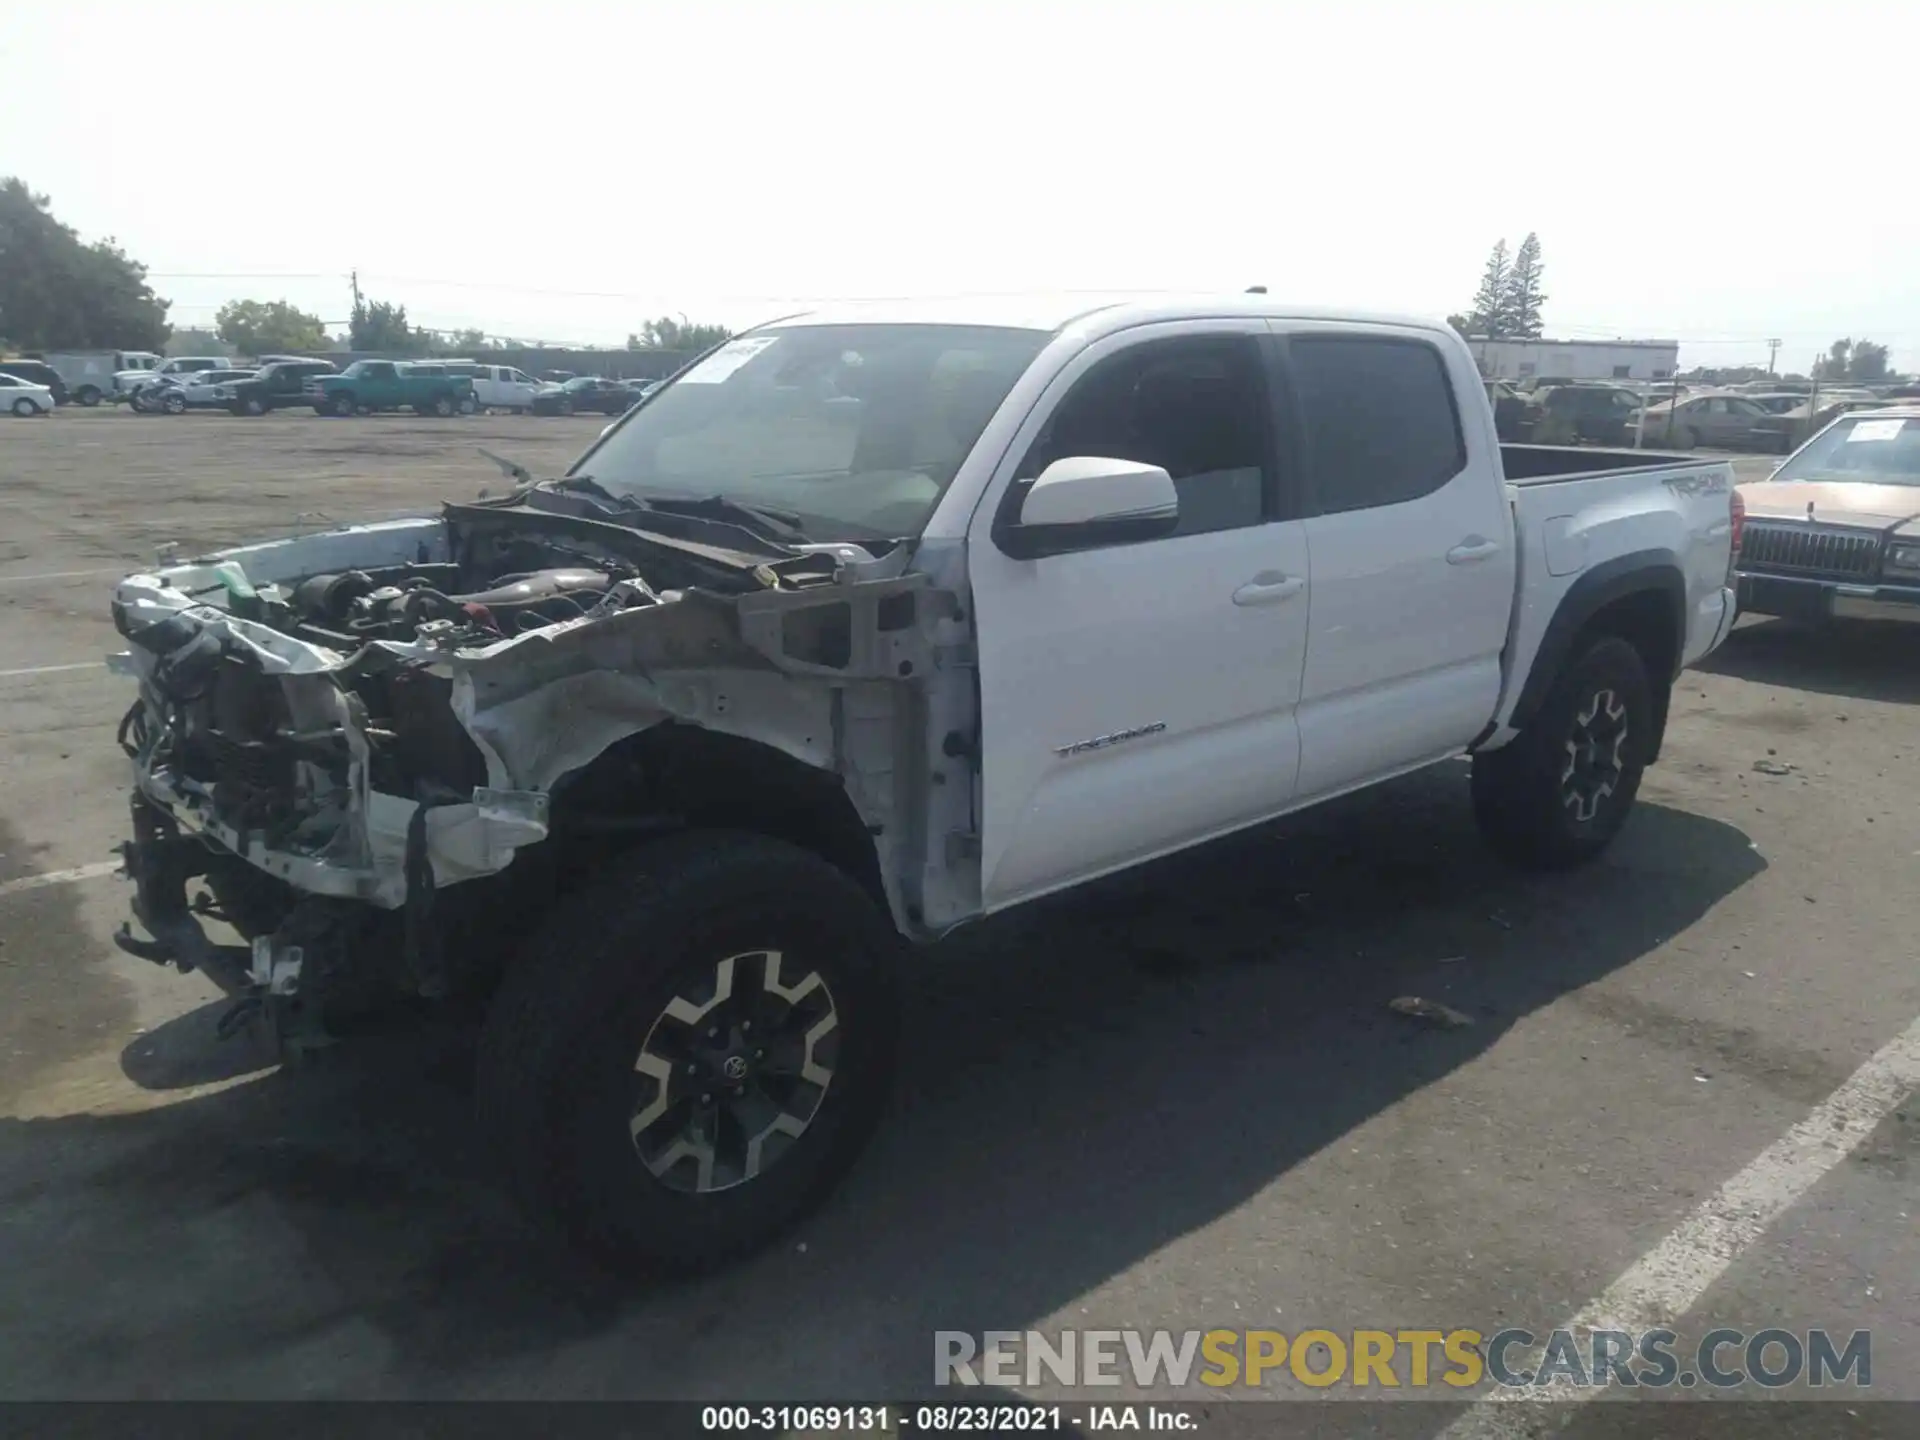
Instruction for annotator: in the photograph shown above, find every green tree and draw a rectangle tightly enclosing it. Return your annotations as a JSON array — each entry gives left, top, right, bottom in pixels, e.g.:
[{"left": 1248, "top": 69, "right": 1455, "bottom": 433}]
[
  {"left": 1850, "top": 339, "right": 1890, "bottom": 381},
  {"left": 0, "top": 177, "right": 170, "bottom": 349},
  {"left": 442, "top": 327, "right": 500, "bottom": 353},
  {"left": 216, "top": 298, "right": 327, "bottom": 355},
  {"left": 1502, "top": 232, "right": 1547, "bottom": 339},
  {"left": 632, "top": 316, "right": 733, "bottom": 351},
  {"left": 349, "top": 295, "right": 427, "bottom": 354},
  {"left": 1462, "top": 240, "right": 1511, "bottom": 338},
  {"left": 1816, "top": 338, "right": 1853, "bottom": 380}
]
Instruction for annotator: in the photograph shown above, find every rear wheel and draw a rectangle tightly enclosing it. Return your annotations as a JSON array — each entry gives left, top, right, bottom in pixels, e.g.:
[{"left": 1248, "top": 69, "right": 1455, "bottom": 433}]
[
  {"left": 1471, "top": 636, "right": 1654, "bottom": 870},
  {"left": 459, "top": 393, "right": 479, "bottom": 415},
  {"left": 476, "top": 830, "right": 898, "bottom": 1275},
  {"left": 432, "top": 395, "right": 455, "bottom": 417},
  {"left": 11, "top": 398, "right": 34, "bottom": 417},
  {"left": 75, "top": 385, "right": 102, "bottom": 407}
]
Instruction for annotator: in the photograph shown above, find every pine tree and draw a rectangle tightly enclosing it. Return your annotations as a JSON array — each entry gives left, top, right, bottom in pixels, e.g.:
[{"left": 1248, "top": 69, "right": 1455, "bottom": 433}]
[
  {"left": 1465, "top": 241, "right": 1510, "bottom": 338},
  {"left": 1503, "top": 233, "right": 1548, "bottom": 340}
]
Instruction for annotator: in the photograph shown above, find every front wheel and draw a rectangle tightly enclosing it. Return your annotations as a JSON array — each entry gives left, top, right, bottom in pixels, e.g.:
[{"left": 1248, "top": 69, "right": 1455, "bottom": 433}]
[
  {"left": 330, "top": 393, "right": 355, "bottom": 418},
  {"left": 244, "top": 396, "right": 267, "bottom": 416},
  {"left": 556, "top": 396, "right": 574, "bottom": 416},
  {"left": 1471, "top": 635, "right": 1654, "bottom": 870},
  {"left": 162, "top": 391, "right": 186, "bottom": 415},
  {"left": 476, "top": 830, "right": 898, "bottom": 1275},
  {"left": 432, "top": 395, "right": 455, "bottom": 417}
]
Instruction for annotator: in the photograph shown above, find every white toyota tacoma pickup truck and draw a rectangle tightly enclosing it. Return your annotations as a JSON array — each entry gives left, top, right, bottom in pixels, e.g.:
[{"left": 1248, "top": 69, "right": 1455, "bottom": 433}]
[{"left": 106, "top": 295, "right": 1743, "bottom": 1272}]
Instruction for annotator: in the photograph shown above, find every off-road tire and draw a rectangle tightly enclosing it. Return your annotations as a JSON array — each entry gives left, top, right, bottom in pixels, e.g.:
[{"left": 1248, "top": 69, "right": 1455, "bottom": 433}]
[
  {"left": 1471, "top": 635, "right": 1654, "bottom": 870},
  {"left": 476, "top": 829, "right": 899, "bottom": 1275}
]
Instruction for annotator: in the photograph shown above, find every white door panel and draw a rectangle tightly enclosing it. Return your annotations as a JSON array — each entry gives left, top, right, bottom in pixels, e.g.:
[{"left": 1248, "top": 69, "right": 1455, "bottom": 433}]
[
  {"left": 969, "top": 322, "right": 1311, "bottom": 913},
  {"left": 1296, "top": 656, "right": 1504, "bottom": 802},
  {"left": 1281, "top": 326, "right": 1516, "bottom": 799},
  {"left": 972, "top": 522, "right": 1309, "bottom": 905}
]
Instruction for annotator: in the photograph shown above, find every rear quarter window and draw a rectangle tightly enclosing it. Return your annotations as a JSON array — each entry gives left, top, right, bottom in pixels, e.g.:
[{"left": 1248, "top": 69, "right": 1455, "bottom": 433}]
[{"left": 1288, "top": 335, "right": 1467, "bottom": 515}]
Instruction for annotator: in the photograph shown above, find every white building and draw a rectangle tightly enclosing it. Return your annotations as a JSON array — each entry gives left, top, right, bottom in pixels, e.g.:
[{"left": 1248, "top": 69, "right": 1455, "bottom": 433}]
[{"left": 1466, "top": 337, "right": 1679, "bottom": 383}]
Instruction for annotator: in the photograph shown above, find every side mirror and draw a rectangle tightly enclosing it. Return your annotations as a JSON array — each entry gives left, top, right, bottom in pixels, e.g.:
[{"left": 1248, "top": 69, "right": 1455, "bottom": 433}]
[{"left": 998, "top": 456, "right": 1179, "bottom": 560}]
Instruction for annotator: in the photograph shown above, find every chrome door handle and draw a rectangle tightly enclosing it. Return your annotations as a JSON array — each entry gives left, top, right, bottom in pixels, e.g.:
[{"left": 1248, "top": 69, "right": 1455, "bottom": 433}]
[
  {"left": 1447, "top": 538, "right": 1501, "bottom": 564},
  {"left": 1232, "top": 573, "right": 1305, "bottom": 606}
]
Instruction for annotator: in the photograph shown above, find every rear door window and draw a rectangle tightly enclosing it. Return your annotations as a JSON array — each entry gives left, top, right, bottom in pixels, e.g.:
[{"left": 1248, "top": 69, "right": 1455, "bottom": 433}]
[{"left": 1287, "top": 335, "right": 1467, "bottom": 515}]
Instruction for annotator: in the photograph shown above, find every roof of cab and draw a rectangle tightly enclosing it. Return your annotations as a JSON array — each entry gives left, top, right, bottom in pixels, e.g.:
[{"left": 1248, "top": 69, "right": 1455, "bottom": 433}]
[{"left": 758, "top": 293, "right": 1452, "bottom": 338}]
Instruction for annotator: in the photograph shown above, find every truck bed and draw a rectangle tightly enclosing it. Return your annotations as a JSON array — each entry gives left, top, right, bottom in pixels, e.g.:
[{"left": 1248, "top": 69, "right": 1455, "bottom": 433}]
[{"left": 1501, "top": 443, "right": 1718, "bottom": 484}]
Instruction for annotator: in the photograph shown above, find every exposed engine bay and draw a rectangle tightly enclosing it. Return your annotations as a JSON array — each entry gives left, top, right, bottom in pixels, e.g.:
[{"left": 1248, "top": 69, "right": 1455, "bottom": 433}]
[{"left": 106, "top": 496, "right": 979, "bottom": 1038}]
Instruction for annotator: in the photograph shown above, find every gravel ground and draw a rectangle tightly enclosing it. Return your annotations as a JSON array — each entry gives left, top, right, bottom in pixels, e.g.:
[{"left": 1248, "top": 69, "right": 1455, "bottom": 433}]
[{"left": 0, "top": 411, "right": 1913, "bottom": 1432}]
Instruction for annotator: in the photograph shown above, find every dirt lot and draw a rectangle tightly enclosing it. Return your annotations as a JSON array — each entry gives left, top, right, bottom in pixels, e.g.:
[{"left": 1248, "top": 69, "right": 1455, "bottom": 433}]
[{"left": 1, "top": 410, "right": 1916, "bottom": 1430}]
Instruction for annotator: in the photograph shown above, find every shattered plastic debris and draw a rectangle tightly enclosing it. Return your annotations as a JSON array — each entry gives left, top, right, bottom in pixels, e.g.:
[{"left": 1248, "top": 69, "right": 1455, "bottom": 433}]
[
  {"left": 1387, "top": 996, "right": 1474, "bottom": 1029},
  {"left": 1751, "top": 759, "right": 1796, "bottom": 776}
]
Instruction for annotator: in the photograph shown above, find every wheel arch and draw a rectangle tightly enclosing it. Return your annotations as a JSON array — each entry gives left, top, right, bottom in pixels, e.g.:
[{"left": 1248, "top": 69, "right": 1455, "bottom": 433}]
[
  {"left": 1509, "top": 551, "right": 1686, "bottom": 763},
  {"left": 546, "top": 722, "right": 892, "bottom": 922}
]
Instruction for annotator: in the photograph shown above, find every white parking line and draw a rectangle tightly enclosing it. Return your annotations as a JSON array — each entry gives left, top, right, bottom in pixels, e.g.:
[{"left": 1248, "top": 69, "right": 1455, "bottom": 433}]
[
  {"left": 0, "top": 567, "right": 126, "bottom": 585},
  {"left": 1440, "top": 1012, "right": 1920, "bottom": 1436},
  {"left": 0, "top": 860, "right": 123, "bottom": 898},
  {"left": 0, "top": 661, "right": 104, "bottom": 680}
]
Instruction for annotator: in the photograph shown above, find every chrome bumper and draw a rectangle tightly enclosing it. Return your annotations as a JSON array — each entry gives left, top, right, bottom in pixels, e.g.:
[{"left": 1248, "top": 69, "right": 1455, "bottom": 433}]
[{"left": 1736, "top": 571, "right": 1920, "bottom": 624}]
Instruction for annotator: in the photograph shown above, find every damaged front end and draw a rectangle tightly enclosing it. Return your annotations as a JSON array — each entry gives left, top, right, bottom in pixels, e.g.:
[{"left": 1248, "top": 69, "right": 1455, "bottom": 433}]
[{"left": 111, "top": 497, "right": 963, "bottom": 1046}]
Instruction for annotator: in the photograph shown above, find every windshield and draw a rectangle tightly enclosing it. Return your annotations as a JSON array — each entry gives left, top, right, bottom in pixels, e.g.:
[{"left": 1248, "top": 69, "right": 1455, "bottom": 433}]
[
  {"left": 576, "top": 323, "right": 1049, "bottom": 540},
  {"left": 1772, "top": 415, "right": 1920, "bottom": 486}
]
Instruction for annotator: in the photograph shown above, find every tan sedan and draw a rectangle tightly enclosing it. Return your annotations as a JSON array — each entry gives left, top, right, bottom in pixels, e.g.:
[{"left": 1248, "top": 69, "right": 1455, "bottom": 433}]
[{"left": 1734, "top": 406, "right": 1920, "bottom": 624}]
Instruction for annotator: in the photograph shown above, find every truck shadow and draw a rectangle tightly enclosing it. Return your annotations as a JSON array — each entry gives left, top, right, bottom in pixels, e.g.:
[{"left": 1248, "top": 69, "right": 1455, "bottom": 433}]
[
  {"left": 0, "top": 765, "right": 1764, "bottom": 1399},
  {"left": 1698, "top": 616, "right": 1920, "bottom": 705}
]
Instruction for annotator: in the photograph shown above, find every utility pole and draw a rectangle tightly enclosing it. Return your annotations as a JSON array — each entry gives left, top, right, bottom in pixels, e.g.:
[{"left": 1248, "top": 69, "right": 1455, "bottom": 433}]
[
  {"left": 349, "top": 269, "right": 363, "bottom": 312},
  {"left": 1767, "top": 338, "right": 1781, "bottom": 375}
]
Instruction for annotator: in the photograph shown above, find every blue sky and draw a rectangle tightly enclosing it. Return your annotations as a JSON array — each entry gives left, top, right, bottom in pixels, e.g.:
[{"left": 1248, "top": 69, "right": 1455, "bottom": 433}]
[{"left": 4, "top": 0, "right": 1913, "bottom": 370}]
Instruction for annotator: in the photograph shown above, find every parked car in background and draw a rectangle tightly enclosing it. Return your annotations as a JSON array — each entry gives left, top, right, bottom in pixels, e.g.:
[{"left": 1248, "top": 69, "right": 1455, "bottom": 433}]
[
  {"left": 537, "top": 370, "right": 577, "bottom": 385},
  {"left": 118, "top": 355, "right": 230, "bottom": 404},
  {"left": 0, "top": 358, "right": 70, "bottom": 405},
  {"left": 306, "top": 360, "right": 474, "bottom": 417},
  {"left": 136, "top": 369, "right": 259, "bottom": 414},
  {"left": 41, "top": 350, "right": 163, "bottom": 406},
  {"left": 1639, "top": 391, "right": 1794, "bottom": 452},
  {"left": 225, "top": 359, "right": 339, "bottom": 415},
  {"left": 408, "top": 361, "right": 545, "bottom": 413},
  {"left": 1734, "top": 407, "right": 1920, "bottom": 625},
  {"left": 0, "top": 372, "right": 56, "bottom": 416},
  {"left": 1526, "top": 384, "right": 1645, "bottom": 447},
  {"left": 530, "top": 375, "right": 637, "bottom": 415},
  {"left": 1485, "top": 380, "right": 1533, "bottom": 441}
]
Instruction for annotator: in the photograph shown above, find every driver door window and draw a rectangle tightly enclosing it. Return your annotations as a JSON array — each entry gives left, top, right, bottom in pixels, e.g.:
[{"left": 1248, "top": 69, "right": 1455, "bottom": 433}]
[{"left": 1009, "top": 336, "right": 1271, "bottom": 539}]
